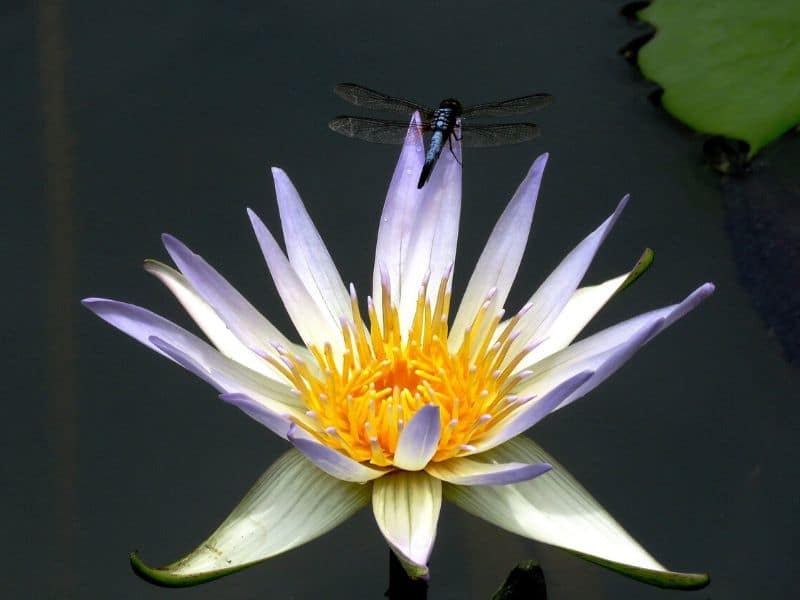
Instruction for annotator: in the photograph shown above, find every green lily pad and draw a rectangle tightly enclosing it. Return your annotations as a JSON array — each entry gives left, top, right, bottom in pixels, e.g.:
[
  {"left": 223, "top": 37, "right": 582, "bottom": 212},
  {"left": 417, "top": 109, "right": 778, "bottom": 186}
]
[{"left": 636, "top": 0, "right": 800, "bottom": 157}]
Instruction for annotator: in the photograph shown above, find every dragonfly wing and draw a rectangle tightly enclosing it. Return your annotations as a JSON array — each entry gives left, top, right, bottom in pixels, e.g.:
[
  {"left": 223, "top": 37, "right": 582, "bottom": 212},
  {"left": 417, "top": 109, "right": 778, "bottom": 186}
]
[
  {"left": 460, "top": 123, "right": 541, "bottom": 147},
  {"left": 461, "top": 93, "right": 554, "bottom": 118},
  {"left": 333, "top": 83, "right": 430, "bottom": 116},
  {"left": 328, "top": 116, "right": 422, "bottom": 145}
]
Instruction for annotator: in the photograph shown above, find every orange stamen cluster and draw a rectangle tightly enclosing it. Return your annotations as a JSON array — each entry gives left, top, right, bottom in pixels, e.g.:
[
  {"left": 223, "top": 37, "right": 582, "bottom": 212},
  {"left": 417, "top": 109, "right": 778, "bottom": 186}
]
[{"left": 266, "top": 273, "right": 537, "bottom": 467}]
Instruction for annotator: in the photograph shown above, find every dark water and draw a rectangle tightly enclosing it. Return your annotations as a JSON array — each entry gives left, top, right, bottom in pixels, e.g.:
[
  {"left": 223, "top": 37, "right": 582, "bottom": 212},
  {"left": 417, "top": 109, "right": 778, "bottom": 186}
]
[{"left": 5, "top": 1, "right": 798, "bottom": 598}]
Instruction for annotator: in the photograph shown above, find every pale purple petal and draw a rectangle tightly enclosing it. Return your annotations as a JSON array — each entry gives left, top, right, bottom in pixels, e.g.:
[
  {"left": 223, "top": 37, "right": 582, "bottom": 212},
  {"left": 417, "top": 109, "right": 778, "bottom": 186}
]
[
  {"left": 517, "top": 283, "right": 715, "bottom": 412},
  {"left": 393, "top": 405, "right": 441, "bottom": 471},
  {"left": 372, "top": 112, "right": 426, "bottom": 319},
  {"left": 220, "top": 392, "right": 292, "bottom": 439},
  {"left": 450, "top": 153, "right": 548, "bottom": 350},
  {"left": 399, "top": 123, "right": 462, "bottom": 330},
  {"left": 471, "top": 370, "right": 594, "bottom": 454},
  {"left": 524, "top": 249, "right": 652, "bottom": 365},
  {"left": 272, "top": 168, "right": 352, "bottom": 322},
  {"left": 372, "top": 471, "right": 442, "bottom": 578},
  {"left": 287, "top": 425, "right": 387, "bottom": 483},
  {"left": 143, "top": 260, "right": 289, "bottom": 379},
  {"left": 148, "top": 335, "right": 306, "bottom": 415},
  {"left": 511, "top": 196, "right": 629, "bottom": 353},
  {"left": 161, "top": 234, "right": 294, "bottom": 356},
  {"left": 248, "top": 209, "right": 342, "bottom": 352},
  {"left": 426, "top": 456, "right": 551, "bottom": 486}
]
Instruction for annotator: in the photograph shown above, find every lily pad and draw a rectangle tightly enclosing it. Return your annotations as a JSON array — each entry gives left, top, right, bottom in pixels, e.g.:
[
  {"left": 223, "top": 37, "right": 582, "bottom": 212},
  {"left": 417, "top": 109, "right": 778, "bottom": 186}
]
[{"left": 635, "top": 0, "right": 800, "bottom": 157}]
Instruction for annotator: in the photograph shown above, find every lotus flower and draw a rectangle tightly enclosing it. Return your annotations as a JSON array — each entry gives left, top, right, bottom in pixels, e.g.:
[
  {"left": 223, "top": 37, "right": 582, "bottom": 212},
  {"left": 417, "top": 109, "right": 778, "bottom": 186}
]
[{"left": 84, "top": 115, "right": 711, "bottom": 589}]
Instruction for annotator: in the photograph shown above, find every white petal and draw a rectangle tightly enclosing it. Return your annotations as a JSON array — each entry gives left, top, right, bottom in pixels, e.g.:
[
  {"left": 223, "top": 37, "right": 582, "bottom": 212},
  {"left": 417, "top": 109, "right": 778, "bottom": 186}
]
[
  {"left": 517, "top": 283, "right": 715, "bottom": 411},
  {"left": 372, "top": 471, "right": 442, "bottom": 577},
  {"left": 287, "top": 425, "right": 387, "bottom": 483},
  {"left": 445, "top": 436, "right": 709, "bottom": 589},
  {"left": 425, "top": 456, "right": 551, "bottom": 486},
  {"left": 393, "top": 405, "right": 441, "bottom": 471},
  {"left": 524, "top": 249, "right": 653, "bottom": 364},
  {"left": 248, "top": 209, "right": 343, "bottom": 353},
  {"left": 512, "top": 196, "right": 628, "bottom": 354},
  {"left": 144, "top": 260, "right": 289, "bottom": 380},
  {"left": 399, "top": 125, "right": 462, "bottom": 331},
  {"left": 450, "top": 153, "right": 548, "bottom": 351},
  {"left": 131, "top": 449, "right": 370, "bottom": 585},
  {"left": 372, "top": 113, "right": 426, "bottom": 321},
  {"left": 160, "top": 234, "right": 295, "bottom": 358},
  {"left": 272, "top": 168, "right": 352, "bottom": 323}
]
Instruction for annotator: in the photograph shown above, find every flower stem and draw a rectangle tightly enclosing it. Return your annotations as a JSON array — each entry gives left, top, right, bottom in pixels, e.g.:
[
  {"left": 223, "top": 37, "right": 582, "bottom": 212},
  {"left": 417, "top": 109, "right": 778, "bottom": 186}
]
[{"left": 385, "top": 551, "right": 427, "bottom": 599}]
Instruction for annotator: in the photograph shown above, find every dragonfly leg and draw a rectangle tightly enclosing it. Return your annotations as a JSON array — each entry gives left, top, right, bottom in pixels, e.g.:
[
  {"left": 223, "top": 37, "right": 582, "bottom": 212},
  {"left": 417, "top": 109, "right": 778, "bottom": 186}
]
[{"left": 447, "top": 134, "right": 463, "bottom": 166}]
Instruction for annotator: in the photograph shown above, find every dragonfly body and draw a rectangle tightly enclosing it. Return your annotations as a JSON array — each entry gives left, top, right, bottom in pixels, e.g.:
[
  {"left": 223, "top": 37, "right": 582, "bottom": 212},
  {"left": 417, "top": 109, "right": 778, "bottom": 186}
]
[
  {"left": 420, "top": 99, "right": 463, "bottom": 187},
  {"left": 329, "top": 83, "right": 552, "bottom": 188}
]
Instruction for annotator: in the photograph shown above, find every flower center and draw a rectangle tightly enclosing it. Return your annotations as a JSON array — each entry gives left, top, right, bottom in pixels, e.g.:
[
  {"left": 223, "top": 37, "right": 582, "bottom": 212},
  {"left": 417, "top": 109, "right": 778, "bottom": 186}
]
[{"left": 267, "top": 273, "right": 536, "bottom": 467}]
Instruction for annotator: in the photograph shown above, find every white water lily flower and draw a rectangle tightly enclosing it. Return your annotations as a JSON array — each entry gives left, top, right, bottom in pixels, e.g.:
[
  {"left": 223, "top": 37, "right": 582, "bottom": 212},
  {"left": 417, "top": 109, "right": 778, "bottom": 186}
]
[{"left": 84, "top": 115, "right": 712, "bottom": 590}]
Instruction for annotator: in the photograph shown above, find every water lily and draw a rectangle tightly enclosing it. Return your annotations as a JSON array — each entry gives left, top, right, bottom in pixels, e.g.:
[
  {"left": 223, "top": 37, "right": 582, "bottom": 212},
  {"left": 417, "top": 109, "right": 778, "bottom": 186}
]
[{"left": 84, "top": 115, "right": 712, "bottom": 590}]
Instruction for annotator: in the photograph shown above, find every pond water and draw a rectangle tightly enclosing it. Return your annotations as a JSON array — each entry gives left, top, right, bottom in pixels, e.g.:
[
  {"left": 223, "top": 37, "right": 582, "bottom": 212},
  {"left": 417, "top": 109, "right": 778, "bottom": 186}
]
[{"left": 5, "top": 1, "right": 798, "bottom": 598}]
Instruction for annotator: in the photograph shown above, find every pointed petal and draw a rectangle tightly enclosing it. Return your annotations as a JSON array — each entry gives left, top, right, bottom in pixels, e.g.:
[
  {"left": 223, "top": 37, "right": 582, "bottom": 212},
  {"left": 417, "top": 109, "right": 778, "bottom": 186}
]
[
  {"left": 393, "top": 405, "right": 441, "bottom": 471},
  {"left": 287, "top": 425, "right": 387, "bottom": 483},
  {"left": 445, "top": 436, "right": 709, "bottom": 589},
  {"left": 130, "top": 449, "right": 370, "bottom": 586},
  {"left": 399, "top": 125, "right": 462, "bottom": 330},
  {"left": 518, "top": 284, "right": 715, "bottom": 412},
  {"left": 471, "top": 370, "right": 594, "bottom": 454},
  {"left": 450, "top": 153, "right": 548, "bottom": 350},
  {"left": 372, "top": 112, "right": 426, "bottom": 319},
  {"left": 426, "top": 456, "right": 551, "bottom": 486},
  {"left": 82, "top": 297, "right": 304, "bottom": 414},
  {"left": 219, "top": 392, "right": 292, "bottom": 438},
  {"left": 272, "top": 168, "right": 351, "bottom": 322},
  {"left": 524, "top": 249, "right": 653, "bottom": 364},
  {"left": 160, "top": 234, "right": 295, "bottom": 357},
  {"left": 514, "top": 196, "right": 629, "bottom": 350},
  {"left": 149, "top": 336, "right": 308, "bottom": 423},
  {"left": 143, "top": 260, "right": 289, "bottom": 380},
  {"left": 372, "top": 471, "right": 442, "bottom": 578},
  {"left": 248, "top": 209, "right": 342, "bottom": 352}
]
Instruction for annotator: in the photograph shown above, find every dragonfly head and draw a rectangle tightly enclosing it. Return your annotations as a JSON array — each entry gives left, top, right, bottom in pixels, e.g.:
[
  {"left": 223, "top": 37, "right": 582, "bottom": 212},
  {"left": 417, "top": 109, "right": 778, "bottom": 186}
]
[{"left": 439, "top": 98, "right": 463, "bottom": 115}]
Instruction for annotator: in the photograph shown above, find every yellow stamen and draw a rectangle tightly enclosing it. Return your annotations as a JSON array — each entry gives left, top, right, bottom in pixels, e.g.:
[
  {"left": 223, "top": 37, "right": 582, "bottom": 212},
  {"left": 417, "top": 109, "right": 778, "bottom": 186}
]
[{"left": 267, "top": 274, "right": 540, "bottom": 466}]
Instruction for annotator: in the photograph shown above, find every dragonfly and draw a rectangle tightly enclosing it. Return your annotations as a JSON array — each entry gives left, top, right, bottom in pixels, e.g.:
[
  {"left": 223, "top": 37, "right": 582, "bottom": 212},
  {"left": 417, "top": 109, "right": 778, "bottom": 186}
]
[{"left": 329, "top": 83, "right": 553, "bottom": 188}]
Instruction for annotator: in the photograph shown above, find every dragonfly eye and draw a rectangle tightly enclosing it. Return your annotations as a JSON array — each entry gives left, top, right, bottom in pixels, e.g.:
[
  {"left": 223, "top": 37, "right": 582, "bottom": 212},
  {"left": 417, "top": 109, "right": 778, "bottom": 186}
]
[{"left": 440, "top": 98, "right": 463, "bottom": 113}]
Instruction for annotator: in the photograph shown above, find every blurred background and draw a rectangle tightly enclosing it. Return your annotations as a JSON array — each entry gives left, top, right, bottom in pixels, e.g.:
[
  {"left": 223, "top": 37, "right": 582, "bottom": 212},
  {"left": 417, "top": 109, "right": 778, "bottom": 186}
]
[{"left": 4, "top": 0, "right": 798, "bottom": 598}]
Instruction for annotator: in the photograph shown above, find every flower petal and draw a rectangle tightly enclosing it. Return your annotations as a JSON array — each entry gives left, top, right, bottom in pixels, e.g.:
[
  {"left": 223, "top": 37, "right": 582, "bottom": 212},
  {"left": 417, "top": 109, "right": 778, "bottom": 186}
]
[
  {"left": 160, "top": 234, "right": 295, "bottom": 358},
  {"left": 393, "top": 405, "right": 441, "bottom": 471},
  {"left": 425, "top": 456, "right": 551, "bottom": 486},
  {"left": 399, "top": 124, "right": 462, "bottom": 330},
  {"left": 82, "top": 298, "right": 304, "bottom": 413},
  {"left": 372, "top": 112, "right": 426, "bottom": 321},
  {"left": 450, "top": 153, "right": 548, "bottom": 350},
  {"left": 518, "top": 283, "right": 715, "bottom": 412},
  {"left": 272, "top": 168, "right": 352, "bottom": 323},
  {"left": 149, "top": 336, "right": 308, "bottom": 426},
  {"left": 445, "top": 436, "right": 709, "bottom": 589},
  {"left": 130, "top": 449, "right": 370, "bottom": 586},
  {"left": 248, "top": 209, "right": 342, "bottom": 352},
  {"left": 513, "top": 196, "right": 629, "bottom": 351},
  {"left": 219, "top": 392, "right": 292, "bottom": 438},
  {"left": 287, "top": 424, "right": 387, "bottom": 483},
  {"left": 372, "top": 471, "right": 442, "bottom": 578},
  {"left": 524, "top": 248, "right": 654, "bottom": 364},
  {"left": 143, "top": 259, "right": 290, "bottom": 379},
  {"left": 470, "top": 370, "right": 594, "bottom": 454}
]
